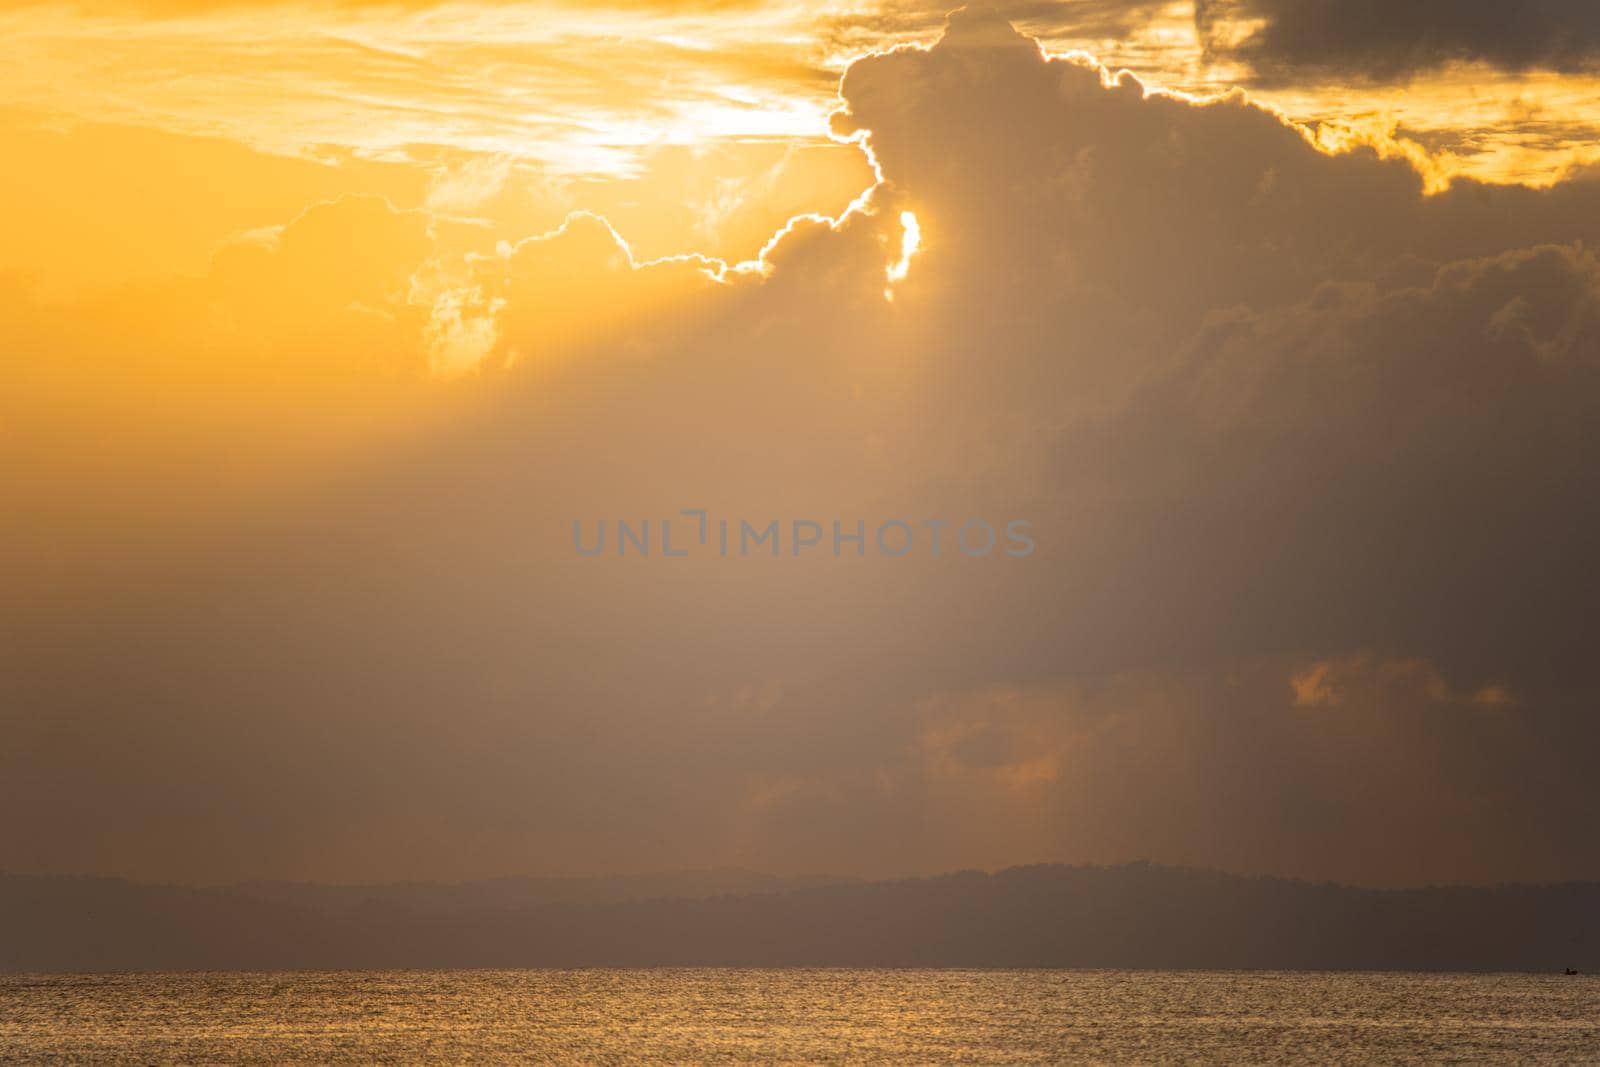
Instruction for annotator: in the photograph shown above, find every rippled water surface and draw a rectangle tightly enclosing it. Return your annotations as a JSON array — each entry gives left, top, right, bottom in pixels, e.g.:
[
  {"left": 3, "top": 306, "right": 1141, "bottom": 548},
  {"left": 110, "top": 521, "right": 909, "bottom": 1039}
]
[{"left": 2, "top": 969, "right": 1597, "bottom": 1063}]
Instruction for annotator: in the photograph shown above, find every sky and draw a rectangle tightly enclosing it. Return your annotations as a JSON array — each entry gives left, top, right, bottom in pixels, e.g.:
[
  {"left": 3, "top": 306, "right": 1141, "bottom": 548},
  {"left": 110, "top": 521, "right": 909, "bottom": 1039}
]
[{"left": 2, "top": 1, "right": 1599, "bottom": 889}]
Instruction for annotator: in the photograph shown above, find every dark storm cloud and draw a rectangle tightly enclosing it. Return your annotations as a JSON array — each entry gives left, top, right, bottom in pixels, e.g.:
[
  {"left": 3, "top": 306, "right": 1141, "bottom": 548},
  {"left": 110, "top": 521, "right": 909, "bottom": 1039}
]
[{"left": 1196, "top": 0, "right": 1600, "bottom": 81}]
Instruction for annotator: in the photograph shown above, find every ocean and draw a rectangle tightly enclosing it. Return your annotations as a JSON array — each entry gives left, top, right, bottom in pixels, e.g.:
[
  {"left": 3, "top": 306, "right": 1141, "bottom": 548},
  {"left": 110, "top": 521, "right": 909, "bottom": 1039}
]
[{"left": 2, "top": 969, "right": 1596, "bottom": 1063}]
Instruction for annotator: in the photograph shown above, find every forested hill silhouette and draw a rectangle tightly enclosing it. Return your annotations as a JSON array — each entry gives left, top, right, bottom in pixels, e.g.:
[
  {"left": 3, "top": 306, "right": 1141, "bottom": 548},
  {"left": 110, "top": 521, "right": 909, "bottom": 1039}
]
[{"left": 3, "top": 863, "right": 1596, "bottom": 973}]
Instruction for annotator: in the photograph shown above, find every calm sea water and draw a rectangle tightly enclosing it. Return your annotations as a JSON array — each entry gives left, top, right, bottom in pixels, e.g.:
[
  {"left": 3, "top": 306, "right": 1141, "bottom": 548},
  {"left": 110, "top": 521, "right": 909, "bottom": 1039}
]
[{"left": 2, "top": 969, "right": 1596, "bottom": 1064}]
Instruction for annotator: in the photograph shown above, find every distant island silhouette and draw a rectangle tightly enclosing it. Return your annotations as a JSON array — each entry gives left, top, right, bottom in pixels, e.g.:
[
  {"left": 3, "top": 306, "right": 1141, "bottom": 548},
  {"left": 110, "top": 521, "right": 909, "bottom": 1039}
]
[{"left": 3, "top": 863, "right": 1595, "bottom": 973}]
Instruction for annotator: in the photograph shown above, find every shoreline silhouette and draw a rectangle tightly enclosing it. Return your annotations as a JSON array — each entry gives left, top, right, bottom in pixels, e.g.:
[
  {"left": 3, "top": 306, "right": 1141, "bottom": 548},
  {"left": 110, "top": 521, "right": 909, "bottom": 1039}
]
[{"left": 5, "top": 862, "right": 1595, "bottom": 974}]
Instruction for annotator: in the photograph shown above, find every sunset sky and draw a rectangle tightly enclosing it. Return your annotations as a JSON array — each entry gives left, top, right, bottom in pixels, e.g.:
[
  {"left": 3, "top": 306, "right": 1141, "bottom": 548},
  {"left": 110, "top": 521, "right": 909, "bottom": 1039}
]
[{"left": 3, "top": 1, "right": 1599, "bottom": 889}]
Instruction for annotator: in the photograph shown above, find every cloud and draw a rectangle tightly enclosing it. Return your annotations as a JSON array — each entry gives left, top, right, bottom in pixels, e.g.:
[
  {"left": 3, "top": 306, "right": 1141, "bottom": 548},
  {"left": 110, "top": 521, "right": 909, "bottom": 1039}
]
[
  {"left": 5, "top": 7, "right": 1600, "bottom": 887},
  {"left": 7, "top": 0, "right": 775, "bottom": 14},
  {"left": 1196, "top": 0, "right": 1600, "bottom": 82},
  {"left": 0, "top": 2, "right": 848, "bottom": 174},
  {"left": 1290, "top": 655, "right": 1518, "bottom": 710},
  {"left": 820, "top": 0, "right": 1173, "bottom": 52}
]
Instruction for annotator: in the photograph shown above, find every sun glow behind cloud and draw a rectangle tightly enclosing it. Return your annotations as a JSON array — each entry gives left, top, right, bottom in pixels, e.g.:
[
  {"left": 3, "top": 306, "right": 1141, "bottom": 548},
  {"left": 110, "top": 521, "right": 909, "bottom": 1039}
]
[
  {"left": 6, "top": 3, "right": 1600, "bottom": 890},
  {"left": 884, "top": 209, "right": 920, "bottom": 298}
]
